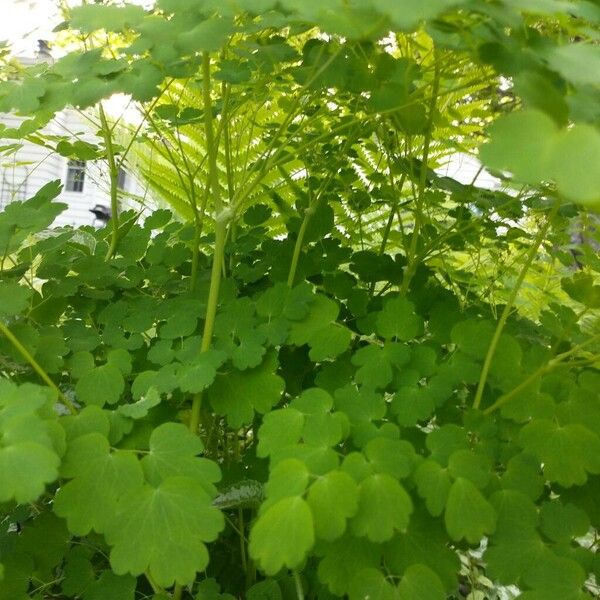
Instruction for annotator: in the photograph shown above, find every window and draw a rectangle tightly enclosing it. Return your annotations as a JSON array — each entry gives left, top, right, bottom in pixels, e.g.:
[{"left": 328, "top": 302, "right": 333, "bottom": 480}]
[
  {"left": 65, "top": 160, "right": 86, "bottom": 192},
  {"left": 117, "top": 167, "right": 127, "bottom": 190}
]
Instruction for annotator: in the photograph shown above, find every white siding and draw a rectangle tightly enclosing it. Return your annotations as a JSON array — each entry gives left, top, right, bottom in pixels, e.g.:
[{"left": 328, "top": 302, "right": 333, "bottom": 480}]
[{"left": 1, "top": 106, "right": 153, "bottom": 228}]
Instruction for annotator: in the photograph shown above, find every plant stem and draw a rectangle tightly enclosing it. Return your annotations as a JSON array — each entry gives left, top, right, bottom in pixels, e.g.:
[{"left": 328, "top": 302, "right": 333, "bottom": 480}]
[
  {"left": 401, "top": 56, "right": 440, "bottom": 295},
  {"left": 172, "top": 584, "right": 183, "bottom": 600},
  {"left": 99, "top": 103, "right": 120, "bottom": 261},
  {"left": 238, "top": 507, "right": 248, "bottom": 574},
  {"left": 0, "top": 321, "right": 77, "bottom": 414},
  {"left": 189, "top": 53, "right": 226, "bottom": 435},
  {"left": 484, "top": 332, "right": 600, "bottom": 415},
  {"left": 201, "top": 53, "right": 223, "bottom": 215},
  {"left": 287, "top": 207, "right": 312, "bottom": 288},
  {"left": 144, "top": 571, "right": 163, "bottom": 595},
  {"left": 473, "top": 202, "right": 560, "bottom": 409},
  {"left": 292, "top": 570, "right": 304, "bottom": 600}
]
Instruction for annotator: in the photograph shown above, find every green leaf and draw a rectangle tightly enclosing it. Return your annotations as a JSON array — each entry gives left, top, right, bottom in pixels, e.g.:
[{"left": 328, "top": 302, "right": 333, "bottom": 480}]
[
  {"left": 450, "top": 319, "right": 495, "bottom": 360},
  {"left": 195, "top": 578, "right": 237, "bottom": 600},
  {"left": 117, "top": 387, "right": 161, "bottom": 419},
  {"left": 444, "top": 478, "right": 496, "bottom": 544},
  {"left": 75, "top": 364, "right": 125, "bottom": 407},
  {"left": 397, "top": 564, "right": 445, "bottom": 600},
  {"left": 349, "top": 568, "right": 397, "bottom": 600},
  {"left": 288, "top": 294, "right": 336, "bottom": 343},
  {"left": 548, "top": 124, "right": 600, "bottom": 205},
  {"left": 307, "top": 470, "right": 359, "bottom": 541},
  {"left": 0, "top": 282, "right": 31, "bottom": 317},
  {"left": 485, "top": 491, "right": 547, "bottom": 584},
  {"left": 561, "top": 273, "right": 600, "bottom": 308},
  {"left": 546, "top": 43, "right": 600, "bottom": 86},
  {"left": 540, "top": 501, "right": 590, "bottom": 543},
  {"left": 177, "top": 17, "right": 235, "bottom": 53},
  {"left": 479, "top": 110, "right": 557, "bottom": 184},
  {"left": 352, "top": 343, "right": 410, "bottom": 390},
  {"left": 413, "top": 459, "right": 451, "bottom": 517},
  {"left": 263, "top": 457, "right": 309, "bottom": 503},
  {"left": 500, "top": 452, "right": 545, "bottom": 500},
  {"left": 0, "top": 78, "right": 47, "bottom": 113},
  {"left": 107, "top": 348, "right": 133, "bottom": 376},
  {"left": 68, "top": 351, "right": 95, "bottom": 379},
  {"left": 364, "top": 437, "right": 416, "bottom": 479},
  {"left": 213, "top": 479, "right": 264, "bottom": 510},
  {"left": 0, "top": 552, "right": 33, "bottom": 600},
  {"left": 54, "top": 433, "right": 144, "bottom": 535},
  {"left": 207, "top": 351, "right": 284, "bottom": 427},
  {"left": 142, "top": 423, "right": 221, "bottom": 493},
  {"left": 106, "top": 477, "right": 224, "bottom": 586},
  {"left": 426, "top": 425, "right": 469, "bottom": 466},
  {"left": 376, "top": 297, "right": 423, "bottom": 341},
  {"left": 178, "top": 350, "right": 226, "bottom": 394},
  {"left": 317, "top": 534, "right": 381, "bottom": 596},
  {"left": 244, "top": 204, "right": 272, "bottom": 226},
  {"left": 0, "top": 410, "right": 60, "bottom": 504},
  {"left": 307, "top": 324, "right": 352, "bottom": 362},
  {"left": 257, "top": 408, "right": 304, "bottom": 458},
  {"left": 521, "top": 555, "right": 587, "bottom": 599},
  {"left": 70, "top": 4, "right": 146, "bottom": 32},
  {"left": 448, "top": 449, "right": 491, "bottom": 489},
  {"left": 384, "top": 507, "right": 460, "bottom": 593},
  {"left": 372, "top": 0, "right": 464, "bottom": 30},
  {"left": 246, "top": 580, "right": 282, "bottom": 600},
  {"left": 15, "top": 512, "right": 69, "bottom": 580},
  {"left": 249, "top": 496, "right": 314, "bottom": 575},
  {"left": 84, "top": 571, "right": 136, "bottom": 600},
  {"left": 351, "top": 474, "right": 413, "bottom": 542},
  {"left": 62, "top": 547, "right": 95, "bottom": 597},
  {"left": 481, "top": 110, "right": 600, "bottom": 205},
  {"left": 490, "top": 490, "right": 539, "bottom": 541},
  {"left": 519, "top": 419, "right": 600, "bottom": 487}
]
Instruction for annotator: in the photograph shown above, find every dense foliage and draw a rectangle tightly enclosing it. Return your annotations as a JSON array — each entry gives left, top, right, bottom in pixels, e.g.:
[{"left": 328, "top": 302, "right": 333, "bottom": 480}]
[{"left": 1, "top": 1, "right": 600, "bottom": 599}]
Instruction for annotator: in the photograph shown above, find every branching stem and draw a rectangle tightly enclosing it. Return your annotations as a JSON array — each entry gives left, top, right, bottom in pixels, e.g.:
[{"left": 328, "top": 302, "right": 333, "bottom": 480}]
[
  {"left": 189, "top": 53, "right": 226, "bottom": 435},
  {"left": 401, "top": 54, "right": 440, "bottom": 294},
  {"left": 0, "top": 321, "right": 77, "bottom": 414},
  {"left": 473, "top": 201, "right": 560, "bottom": 409},
  {"left": 484, "top": 332, "right": 600, "bottom": 415},
  {"left": 99, "top": 103, "right": 121, "bottom": 261}
]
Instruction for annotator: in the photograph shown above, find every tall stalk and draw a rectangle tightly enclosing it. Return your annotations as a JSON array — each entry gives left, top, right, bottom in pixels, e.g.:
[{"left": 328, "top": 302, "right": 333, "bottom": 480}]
[
  {"left": 401, "top": 55, "right": 441, "bottom": 294},
  {"left": 0, "top": 321, "right": 77, "bottom": 414},
  {"left": 472, "top": 201, "right": 560, "bottom": 409},
  {"left": 189, "top": 53, "right": 227, "bottom": 435},
  {"left": 99, "top": 104, "right": 121, "bottom": 261}
]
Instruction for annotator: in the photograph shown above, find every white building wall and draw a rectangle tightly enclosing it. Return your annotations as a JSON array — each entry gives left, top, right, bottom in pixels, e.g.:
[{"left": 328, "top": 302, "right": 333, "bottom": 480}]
[{"left": 0, "top": 107, "right": 153, "bottom": 228}]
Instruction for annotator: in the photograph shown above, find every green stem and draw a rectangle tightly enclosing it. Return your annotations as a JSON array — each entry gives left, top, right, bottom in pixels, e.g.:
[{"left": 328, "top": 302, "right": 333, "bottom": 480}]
[
  {"left": 189, "top": 53, "right": 226, "bottom": 435},
  {"left": 483, "top": 363, "right": 551, "bottom": 416},
  {"left": 189, "top": 227, "right": 227, "bottom": 434},
  {"left": 201, "top": 226, "right": 227, "bottom": 356},
  {"left": 292, "top": 571, "right": 304, "bottom": 600},
  {"left": 401, "top": 56, "right": 440, "bottom": 295},
  {"left": 99, "top": 103, "right": 120, "bottom": 261},
  {"left": 484, "top": 333, "right": 600, "bottom": 415},
  {"left": 473, "top": 202, "right": 560, "bottom": 409},
  {"left": 0, "top": 321, "right": 77, "bottom": 414},
  {"left": 222, "top": 82, "right": 237, "bottom": 273},
  {"left": 287, "top": 208, "right": 312, "bottom": 288},
  {"left": 201, "top": 53, "right": 223, "bottom": 215},
  {"left": 172, "top": 584, "right": 183, "bottom": 600},
  {"left": 239, "top": 507, "right": 248, "bottom": 574},
  {"left": 144, "top": 571, "right": 164, "bottom": 595}
]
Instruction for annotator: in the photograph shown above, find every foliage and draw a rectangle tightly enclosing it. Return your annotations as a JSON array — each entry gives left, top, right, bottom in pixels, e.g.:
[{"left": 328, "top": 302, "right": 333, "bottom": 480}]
[{"left": 1, "top": 1, "right": 600, "bottom": 600}]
